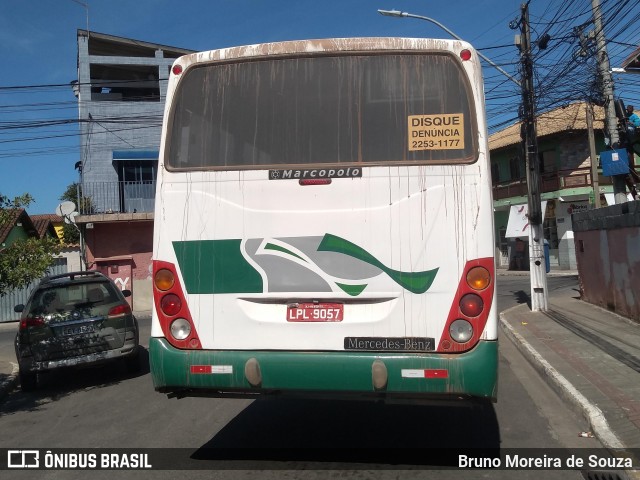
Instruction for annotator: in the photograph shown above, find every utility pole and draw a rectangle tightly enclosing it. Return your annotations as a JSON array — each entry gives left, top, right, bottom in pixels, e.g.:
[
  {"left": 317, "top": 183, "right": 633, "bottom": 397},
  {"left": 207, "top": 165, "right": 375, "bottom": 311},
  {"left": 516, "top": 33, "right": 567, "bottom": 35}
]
[
  {"left": 586, "top": 103, "right": 601, "bottom": 208},
  {"left": 518, "top": 2, "right": 548, "bottom": 311},
  {"left": 591, "top": 0, "right": 626, "bottom": 203}
]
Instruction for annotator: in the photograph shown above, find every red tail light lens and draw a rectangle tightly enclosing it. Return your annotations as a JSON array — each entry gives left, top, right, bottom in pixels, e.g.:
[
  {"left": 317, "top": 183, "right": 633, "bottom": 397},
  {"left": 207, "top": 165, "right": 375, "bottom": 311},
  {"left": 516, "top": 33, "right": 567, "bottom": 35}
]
[
  {"left": 161, "top": 294, "right": 182, "bottom": 316},
  {"left": 299, "top": 179, "right": 332, "bottom": 186},
  {"left": 19, "top": 317, "right": 45, "bottom": 330},
  {"left": 460, "top": 293, "right": 484, "bottom": 317},
  {"left": 108, "top": 304, "right": 132, "bottom": 317}
]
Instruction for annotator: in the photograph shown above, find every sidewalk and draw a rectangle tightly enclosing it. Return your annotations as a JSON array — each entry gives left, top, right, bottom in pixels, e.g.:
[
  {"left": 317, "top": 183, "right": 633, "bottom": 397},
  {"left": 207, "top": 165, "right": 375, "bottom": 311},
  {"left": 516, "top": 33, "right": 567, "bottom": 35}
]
[{"left": 500, "top": 282, "right": 640, "bottom": 458}]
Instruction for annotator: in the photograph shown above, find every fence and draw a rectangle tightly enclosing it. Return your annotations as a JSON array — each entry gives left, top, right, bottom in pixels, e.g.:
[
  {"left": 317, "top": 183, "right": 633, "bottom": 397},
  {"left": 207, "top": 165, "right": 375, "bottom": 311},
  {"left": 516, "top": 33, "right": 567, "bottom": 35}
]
[
  {"left": 79, "top": 181, "right": 156, "bottom": 214},
  {"left": 0, "top": 258, "right": 68, "bottom": 323}
]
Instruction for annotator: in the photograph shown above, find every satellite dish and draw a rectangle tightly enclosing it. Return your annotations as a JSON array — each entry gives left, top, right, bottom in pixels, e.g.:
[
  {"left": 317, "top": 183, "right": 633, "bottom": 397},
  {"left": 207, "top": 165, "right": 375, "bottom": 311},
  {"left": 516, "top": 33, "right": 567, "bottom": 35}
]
[
  {"left": 64, "top": 211, "right": 79, "bottom": 225},
  {"left": 56, "top": 201, "right": 76, "bottom": 217}
]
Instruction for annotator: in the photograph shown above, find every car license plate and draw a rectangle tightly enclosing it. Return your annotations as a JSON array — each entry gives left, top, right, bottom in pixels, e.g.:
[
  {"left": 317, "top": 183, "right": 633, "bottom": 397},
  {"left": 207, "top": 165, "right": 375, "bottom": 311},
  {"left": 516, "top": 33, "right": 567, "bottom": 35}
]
[
  {"left": 287, "top": 303, "right": 343, "bottom": 322},
  {"left": 61, "top": 324, "right": 95, "bottom": 336}
]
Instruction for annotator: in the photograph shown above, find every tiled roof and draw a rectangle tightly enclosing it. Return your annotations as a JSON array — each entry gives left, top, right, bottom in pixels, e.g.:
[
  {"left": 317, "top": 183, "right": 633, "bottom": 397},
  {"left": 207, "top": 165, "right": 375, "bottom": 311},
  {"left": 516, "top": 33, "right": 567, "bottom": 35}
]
[
  {"left": 30, "top": 214, "right": 61, "bottom": 239},
  {"left": 30, "top": 213, "right": 63, "bottom": 223},
  {"left": 0, "top": 208, "right": 38, "bottom": 244},
  {"left": 621, "top": 45, "right": 640, "bottom": 70},
  {"left": 489, "top": 102, "right": 605, "bottom": 151}
]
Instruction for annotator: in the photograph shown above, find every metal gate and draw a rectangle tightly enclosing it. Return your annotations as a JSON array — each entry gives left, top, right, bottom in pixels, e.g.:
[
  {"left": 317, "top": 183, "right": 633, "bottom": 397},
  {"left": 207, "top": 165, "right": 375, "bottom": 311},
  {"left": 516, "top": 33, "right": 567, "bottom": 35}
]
[{"left": 0, "top": 258, "right": 68, "bottom": 323}]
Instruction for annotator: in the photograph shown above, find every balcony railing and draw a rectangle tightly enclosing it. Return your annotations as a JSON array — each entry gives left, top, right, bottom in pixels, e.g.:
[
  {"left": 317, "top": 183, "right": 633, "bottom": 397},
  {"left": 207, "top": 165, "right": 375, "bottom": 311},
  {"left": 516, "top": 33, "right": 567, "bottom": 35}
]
[
  {"left": 78, "top": 181, "right": 156, "bottom": 215},
  {"left": 492, "top": 167, "right": 613, "bottom": 200}
]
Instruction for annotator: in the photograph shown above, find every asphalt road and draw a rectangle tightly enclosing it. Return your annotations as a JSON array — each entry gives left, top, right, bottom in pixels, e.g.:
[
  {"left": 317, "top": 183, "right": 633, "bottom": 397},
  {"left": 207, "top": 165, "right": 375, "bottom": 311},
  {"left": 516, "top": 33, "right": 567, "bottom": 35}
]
[{"left": 0, "top": 275, "right": 603, "bottom": 479}]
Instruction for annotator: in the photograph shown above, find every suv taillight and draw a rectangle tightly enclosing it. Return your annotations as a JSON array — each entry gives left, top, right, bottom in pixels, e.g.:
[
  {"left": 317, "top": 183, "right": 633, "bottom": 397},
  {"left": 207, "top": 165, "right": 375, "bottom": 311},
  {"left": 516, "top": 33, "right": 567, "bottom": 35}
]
[
  {"left": 108, "top": 304, "right": 132, "bottom": 317},
  {"left": 19, "top": 317, "right": 45, "bottom": 330}
]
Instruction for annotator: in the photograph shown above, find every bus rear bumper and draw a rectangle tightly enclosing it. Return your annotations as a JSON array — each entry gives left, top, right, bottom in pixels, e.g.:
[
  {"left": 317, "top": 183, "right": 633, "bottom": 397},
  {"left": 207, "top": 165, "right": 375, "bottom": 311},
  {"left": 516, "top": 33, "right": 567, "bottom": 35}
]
[{"left": 149, "top": 337, "right": 498, "bottom": 401}]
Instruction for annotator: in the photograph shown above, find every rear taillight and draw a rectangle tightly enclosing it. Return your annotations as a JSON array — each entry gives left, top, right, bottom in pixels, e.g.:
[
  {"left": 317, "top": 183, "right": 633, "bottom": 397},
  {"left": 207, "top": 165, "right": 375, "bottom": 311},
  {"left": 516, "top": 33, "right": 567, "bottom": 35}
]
[
  {"left": 299, "top": 178, "right": 332, "bottom": 186},
  {"left": 154, "top": 268, "right": 175, "bottom": 291},
  {"left": 108, "top": 304, "right": 132, "bottom": 317},
  {"left": 467, "top": 266, "right": 491, "bottom": 290},
  {"left": 19, "top": 317, "right": 45, "bottom": 330},
  {"left": 459, "top": 293, "right": 484, "bottom": 317},
  {"left": 160, "top": 294, "right": 181, "bottom": 316},
  {"left": 153, "top": 260, "right": 201, "bottom": 350},
  {"left": 439, "top": 258, "right": 494, "bottom": 352}
]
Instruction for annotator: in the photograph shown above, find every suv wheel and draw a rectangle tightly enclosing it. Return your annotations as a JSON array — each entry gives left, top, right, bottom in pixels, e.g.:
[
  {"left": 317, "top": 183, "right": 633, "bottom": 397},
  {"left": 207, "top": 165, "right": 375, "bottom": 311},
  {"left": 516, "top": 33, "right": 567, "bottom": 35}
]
[{"left": 19, "top": 371, "right": 38, "bottom": 391}]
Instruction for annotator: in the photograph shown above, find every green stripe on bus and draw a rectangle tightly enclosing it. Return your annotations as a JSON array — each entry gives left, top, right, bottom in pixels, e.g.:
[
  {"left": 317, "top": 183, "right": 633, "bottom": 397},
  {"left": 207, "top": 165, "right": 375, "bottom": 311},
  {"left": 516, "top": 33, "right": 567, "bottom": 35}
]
[
  {"left": 318, "top": 234, "right": 439, "bottom": 294},
  {"left": 173, "top": 240, "right": 263, "bottom": 294},
  {"left": 264, "top": 242, "right": 307, "bottom": 262},
  {"left": 149, "top": 338, "right": 498, "bottom": 399}
]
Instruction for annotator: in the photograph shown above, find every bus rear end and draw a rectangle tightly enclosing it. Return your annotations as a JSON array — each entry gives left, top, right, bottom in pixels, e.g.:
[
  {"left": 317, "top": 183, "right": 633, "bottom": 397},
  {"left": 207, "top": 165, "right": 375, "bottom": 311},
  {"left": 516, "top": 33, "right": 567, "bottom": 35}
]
[{"left": 150, "top": 38, "right": 497, "bottom": 402}]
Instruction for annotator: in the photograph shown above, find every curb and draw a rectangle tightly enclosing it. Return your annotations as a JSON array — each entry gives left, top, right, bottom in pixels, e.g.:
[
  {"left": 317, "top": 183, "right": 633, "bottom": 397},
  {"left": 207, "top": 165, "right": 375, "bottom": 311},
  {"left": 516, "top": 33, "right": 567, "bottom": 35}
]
[
  {"left": 0, "top": 362, "right": 19, "bottom": 401},
  {"left": 499, "top": 307, "right": 625, "bottom": 450}
]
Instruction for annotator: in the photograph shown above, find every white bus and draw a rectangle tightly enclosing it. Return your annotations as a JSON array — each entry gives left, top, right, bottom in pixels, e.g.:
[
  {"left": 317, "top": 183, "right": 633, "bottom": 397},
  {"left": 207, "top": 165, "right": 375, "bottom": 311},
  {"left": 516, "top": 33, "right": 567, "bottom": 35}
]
[{"left": 150, "top": 37, "right": 497, "bottom": 402}]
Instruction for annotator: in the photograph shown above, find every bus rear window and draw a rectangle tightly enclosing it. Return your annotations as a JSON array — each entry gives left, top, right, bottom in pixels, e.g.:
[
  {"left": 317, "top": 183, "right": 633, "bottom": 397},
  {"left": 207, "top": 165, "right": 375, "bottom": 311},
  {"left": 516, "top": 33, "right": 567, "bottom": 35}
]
[{"left": 167, "top": 53, "right": 478, "bottom": 170}]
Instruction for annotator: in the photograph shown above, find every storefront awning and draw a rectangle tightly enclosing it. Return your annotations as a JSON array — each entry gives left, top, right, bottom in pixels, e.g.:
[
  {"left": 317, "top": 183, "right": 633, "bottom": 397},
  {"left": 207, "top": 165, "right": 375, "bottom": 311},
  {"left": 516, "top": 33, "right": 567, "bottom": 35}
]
[{"left": 112, "top": 150, "right": 158, "bottom": 161}]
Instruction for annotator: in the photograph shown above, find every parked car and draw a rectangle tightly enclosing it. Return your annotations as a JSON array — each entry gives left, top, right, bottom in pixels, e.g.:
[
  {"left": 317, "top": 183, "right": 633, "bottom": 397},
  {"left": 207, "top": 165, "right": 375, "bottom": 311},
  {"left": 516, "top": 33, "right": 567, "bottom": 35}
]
[{"left": 14, "top": 271, "right": 140, "bottom": 390}]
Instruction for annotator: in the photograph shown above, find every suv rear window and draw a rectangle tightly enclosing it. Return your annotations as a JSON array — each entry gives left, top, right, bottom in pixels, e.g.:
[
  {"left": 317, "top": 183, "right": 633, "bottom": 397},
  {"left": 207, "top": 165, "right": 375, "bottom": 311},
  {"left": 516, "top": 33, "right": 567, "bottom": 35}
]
[
  {"left": 29, "top": 282, "right": 120, "bottom": 318},
  {"left": 167, "top": 53, "right": 477, "bottom": 170}
]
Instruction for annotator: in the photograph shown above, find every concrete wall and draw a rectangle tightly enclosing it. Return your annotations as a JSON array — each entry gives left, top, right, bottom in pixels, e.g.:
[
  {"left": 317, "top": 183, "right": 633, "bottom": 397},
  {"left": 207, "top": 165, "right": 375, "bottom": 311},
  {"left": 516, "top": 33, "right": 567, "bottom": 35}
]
[
  {"left": 572, "top": 201, "right": 640, "bottom": 322},
  {"left": 59, "top": 247, "right": 82, "bottom": 272}
]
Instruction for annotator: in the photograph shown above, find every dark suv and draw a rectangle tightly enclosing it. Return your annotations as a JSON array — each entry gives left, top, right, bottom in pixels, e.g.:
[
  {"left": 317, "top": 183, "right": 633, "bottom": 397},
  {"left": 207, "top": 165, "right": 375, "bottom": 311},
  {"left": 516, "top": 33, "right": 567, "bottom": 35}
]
[{"left": 14, "top": 271, "right": 140, "bottom": 390}]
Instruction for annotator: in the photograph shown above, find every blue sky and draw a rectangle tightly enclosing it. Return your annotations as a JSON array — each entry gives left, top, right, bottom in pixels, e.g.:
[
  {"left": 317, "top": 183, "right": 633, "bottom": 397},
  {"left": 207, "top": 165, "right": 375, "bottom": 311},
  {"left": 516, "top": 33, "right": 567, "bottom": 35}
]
[{"left": 1, "top": 0, "right": 638, "bottom": 214}]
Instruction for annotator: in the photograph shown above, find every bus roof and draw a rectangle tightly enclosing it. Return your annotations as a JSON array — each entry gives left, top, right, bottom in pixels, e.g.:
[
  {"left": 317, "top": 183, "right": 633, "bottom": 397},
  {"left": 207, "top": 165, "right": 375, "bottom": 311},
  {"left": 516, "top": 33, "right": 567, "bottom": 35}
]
[{"left": 186, "top": 37, "right": 476, "bottom": 65}]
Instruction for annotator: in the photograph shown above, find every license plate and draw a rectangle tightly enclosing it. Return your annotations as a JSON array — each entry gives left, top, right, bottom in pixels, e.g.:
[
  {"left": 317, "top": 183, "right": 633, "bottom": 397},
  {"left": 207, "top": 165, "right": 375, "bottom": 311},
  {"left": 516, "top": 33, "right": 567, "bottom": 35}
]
[
  {"left": 287, "top": 303, "right": 343, "bottom": 322},
  {"left": 61, "top": 324, "right": 95, "bottom": 336}
]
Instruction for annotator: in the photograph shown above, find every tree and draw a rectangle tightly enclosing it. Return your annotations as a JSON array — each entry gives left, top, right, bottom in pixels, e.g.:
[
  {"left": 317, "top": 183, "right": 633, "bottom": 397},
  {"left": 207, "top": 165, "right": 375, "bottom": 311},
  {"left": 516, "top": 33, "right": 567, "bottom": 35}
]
[
  {"left": 0, "top": 194, "right": 62, "bottom": 295},
  {"left": 0, "top": 193, "right": 32, "bottom": 226},
  {"left": 60, "top": 182, "right": 93, "bottom": 214},
  {"left": 59, "top": 182, "right": 94, "bottom": 245}
]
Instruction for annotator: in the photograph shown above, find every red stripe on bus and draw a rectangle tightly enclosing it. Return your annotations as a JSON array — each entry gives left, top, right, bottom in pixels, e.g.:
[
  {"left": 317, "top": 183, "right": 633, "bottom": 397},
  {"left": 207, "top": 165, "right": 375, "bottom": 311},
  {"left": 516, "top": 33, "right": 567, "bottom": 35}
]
[
  {"left": 425, "top": 369, "right": 448, "bottom": 378},
  {"left": 190, "top": 365, "right": 212, "bottom": 374}
]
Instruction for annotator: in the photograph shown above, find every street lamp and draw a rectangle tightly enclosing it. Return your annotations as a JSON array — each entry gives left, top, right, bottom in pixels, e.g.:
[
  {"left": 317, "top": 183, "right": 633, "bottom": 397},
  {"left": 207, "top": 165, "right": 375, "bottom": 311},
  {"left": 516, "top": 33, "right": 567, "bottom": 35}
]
[{"left": 377, "top": 9, "right": 520, "bottom": 87}]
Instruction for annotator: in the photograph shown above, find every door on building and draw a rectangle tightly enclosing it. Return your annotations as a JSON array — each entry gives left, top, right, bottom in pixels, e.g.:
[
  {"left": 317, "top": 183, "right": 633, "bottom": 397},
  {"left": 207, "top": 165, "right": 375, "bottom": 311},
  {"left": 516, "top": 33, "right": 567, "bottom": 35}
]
[{"left": 96, "top": 258, "right": 133, "bottom": 309}]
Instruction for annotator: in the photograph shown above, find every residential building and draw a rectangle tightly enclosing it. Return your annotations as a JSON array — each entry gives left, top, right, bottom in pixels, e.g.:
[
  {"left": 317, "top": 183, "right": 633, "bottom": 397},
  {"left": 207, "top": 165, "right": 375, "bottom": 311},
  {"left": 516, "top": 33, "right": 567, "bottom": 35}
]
[
  {"left": 74, "top": 30, "right": 193, "bottom": 310},
  {"left": 490, "top": 102, "right": 638, "bottom": 270},
  {"left": 0, "top": 210, "right": 69, "bottom": 322},
  {"left": 0, "top": 208, "right": 42, "bottom": 249},
  {"left": 620, "top": 45, "right": 640, "bottom": 73},
  {"left": 30, "top": 213, "right": 82, "bottom": 272}
]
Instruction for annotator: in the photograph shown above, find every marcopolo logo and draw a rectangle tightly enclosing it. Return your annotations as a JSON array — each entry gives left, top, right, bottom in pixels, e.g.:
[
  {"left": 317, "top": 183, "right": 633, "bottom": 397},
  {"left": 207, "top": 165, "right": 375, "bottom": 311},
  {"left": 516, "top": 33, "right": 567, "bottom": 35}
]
[{"left": 269, "top": 167, "right": 361, "bottom": 180}]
